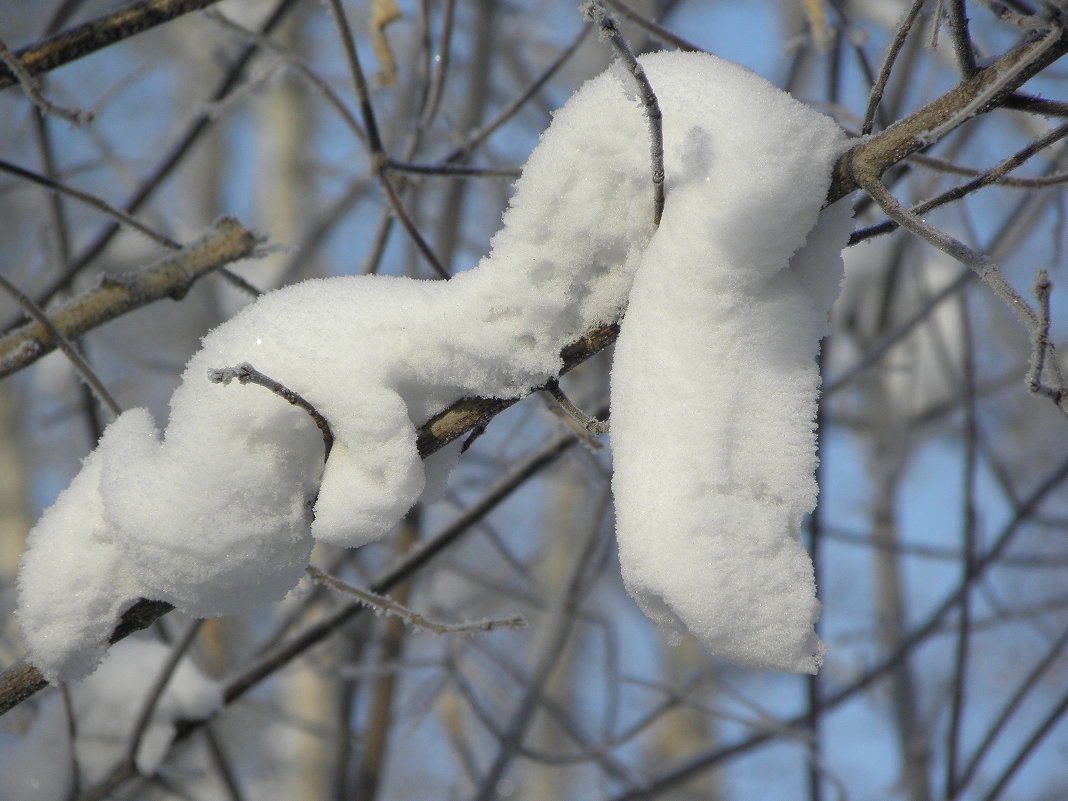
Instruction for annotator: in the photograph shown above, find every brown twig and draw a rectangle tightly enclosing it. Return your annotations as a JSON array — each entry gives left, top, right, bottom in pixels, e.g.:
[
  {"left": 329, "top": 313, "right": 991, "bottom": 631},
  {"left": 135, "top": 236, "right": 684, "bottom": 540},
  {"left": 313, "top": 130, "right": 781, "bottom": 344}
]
[
  {"left": 850, "top": 122, "right": 1068, "bottom": 244},
  {"left": 0, "top": 217, "right": 261, "bottom": 381},
  {"left": 863, "top": 0, "right": 927, "bottom": 135},
  {"left": 829, "top": 20, "right": 1068, "bottom": 201},
  {"left": 0, "top": 0, "right": 300, "bottom": 327},
  {"left": 0, "top": 271, "right": 121, "bottom": 418},
  {"left": 0, "top": 0, "right": 230, "bottom": 91}
]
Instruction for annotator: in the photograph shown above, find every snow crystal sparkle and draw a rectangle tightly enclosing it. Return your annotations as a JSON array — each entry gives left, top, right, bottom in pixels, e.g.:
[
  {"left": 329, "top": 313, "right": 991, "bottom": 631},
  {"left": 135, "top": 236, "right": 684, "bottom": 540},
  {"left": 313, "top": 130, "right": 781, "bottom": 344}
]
[{"left": 17, "top": 51, "right": 850, "bottom": 681}]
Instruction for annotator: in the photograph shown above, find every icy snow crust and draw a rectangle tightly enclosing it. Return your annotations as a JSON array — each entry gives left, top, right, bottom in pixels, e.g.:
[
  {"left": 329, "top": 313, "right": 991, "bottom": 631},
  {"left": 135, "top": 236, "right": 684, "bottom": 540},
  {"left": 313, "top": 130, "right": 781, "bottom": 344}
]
[{"left": 18, "top": 51, "right": 849, "bottom": 681}]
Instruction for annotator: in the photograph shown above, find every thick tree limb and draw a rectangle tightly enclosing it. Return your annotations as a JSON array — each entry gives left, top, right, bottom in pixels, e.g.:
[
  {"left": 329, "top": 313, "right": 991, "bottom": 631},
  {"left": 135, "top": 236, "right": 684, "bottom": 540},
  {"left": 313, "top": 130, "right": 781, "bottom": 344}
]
[
  {"left": 0, "top": 0, "right": 229, "bottom": 91},
  {"left": 0, "top": 217, "right": 261, "bottom": 380}
]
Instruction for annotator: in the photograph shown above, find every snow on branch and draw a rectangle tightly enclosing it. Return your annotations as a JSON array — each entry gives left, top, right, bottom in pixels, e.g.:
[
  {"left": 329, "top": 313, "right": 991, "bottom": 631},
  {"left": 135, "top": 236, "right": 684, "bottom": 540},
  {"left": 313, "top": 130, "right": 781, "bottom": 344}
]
[{"left": 15, "top": 51, "right": 849, "bottom": 690}]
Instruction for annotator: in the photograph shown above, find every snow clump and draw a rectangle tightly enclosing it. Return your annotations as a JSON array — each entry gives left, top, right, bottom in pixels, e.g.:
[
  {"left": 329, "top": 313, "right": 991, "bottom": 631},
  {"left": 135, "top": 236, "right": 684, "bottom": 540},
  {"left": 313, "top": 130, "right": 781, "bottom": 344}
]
[{"left": 17, "top": 50, "right": 850, "bottom": 681}]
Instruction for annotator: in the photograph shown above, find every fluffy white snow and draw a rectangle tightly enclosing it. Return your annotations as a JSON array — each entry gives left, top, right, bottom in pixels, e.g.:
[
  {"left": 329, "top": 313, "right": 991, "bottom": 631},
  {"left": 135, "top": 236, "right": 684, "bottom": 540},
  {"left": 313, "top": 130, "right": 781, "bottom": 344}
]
[
  {"left": 17, "top": 50, "right": 849, "bottom": 681},
  {"left": 0, "top": 640, "right": 221, "bottom": 799}
]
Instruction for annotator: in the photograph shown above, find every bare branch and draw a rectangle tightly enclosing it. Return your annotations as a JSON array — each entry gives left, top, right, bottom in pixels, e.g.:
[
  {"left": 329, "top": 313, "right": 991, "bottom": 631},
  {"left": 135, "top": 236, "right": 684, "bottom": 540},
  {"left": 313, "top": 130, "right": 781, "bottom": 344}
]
[
  {"left": 863, "top": 0, "right": 927, "bottom": 135},
  {"left": 0, "top": 271, "right": 121, "bottom": 418},
  {"left": 0, "top": 0, "right": 230, "bottom": 91},
  {"left": 0, "top": 217, "right": 262, "bottom": 381},
  {"left": 0, "top": 35, "right": 90, "bottom": 123},
  {"left": 829, "top": 19, "right": 1068, "bottom": 201},
  {"left": 307, "top": 567, "right": 526, "bottom": 635}
]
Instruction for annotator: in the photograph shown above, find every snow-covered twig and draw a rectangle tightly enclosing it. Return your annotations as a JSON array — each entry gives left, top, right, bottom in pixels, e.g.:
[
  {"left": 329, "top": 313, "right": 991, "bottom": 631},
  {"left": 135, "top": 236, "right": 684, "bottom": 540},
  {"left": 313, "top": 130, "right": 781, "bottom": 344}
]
[
  {"left": 863, "top": 0, "right": 926, "bottom": 135},
  {"left": 582, "top": 0, "right": 665, "bottom": 226},
  {"left": 306, "top": 567, "right": 526, "bottom": 635},
  {"left": 207, "top": 363, "right": 334, "bottom": 461}
]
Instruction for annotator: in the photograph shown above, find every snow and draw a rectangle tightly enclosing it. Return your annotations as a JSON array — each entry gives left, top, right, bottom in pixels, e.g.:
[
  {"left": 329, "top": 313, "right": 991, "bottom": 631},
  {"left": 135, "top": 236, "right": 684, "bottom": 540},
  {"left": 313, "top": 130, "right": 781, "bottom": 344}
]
[
  {"left": 0, "top": 640, "right": 222, "bottom": 799},
  {"left": 608, "top": 56, "right": 850, "bottom": 674},
  {"left": 17, "top": 50, "right": 850, "bottom": 681}
]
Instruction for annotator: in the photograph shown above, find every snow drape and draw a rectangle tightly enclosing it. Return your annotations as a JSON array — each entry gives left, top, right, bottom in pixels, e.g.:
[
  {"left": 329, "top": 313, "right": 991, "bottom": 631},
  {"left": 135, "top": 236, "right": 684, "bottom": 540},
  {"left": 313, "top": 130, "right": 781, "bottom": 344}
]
[{"left": 17, "top": 51, "right": 849, "bottom": 682}]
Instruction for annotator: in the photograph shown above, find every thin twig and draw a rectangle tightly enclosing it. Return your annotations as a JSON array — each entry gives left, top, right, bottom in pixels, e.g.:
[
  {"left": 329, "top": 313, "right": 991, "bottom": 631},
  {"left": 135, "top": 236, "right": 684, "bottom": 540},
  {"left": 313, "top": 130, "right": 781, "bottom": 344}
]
[
  {"left": 0, "top": 158, "right": 180, "bottom": 249},
  {"left": 854, "top": 165, "right": 1068, "bottom": 415},
  {"left": 956, "top": 624, "right": 1068, "bottom": 792},
  {"left": 416, "top": 0, "right": 456, "bottom": 132},
  {"left": 205, "top": 9, "right": 366, "bottom": 144},
  {"left": 207, "top": 362, "right": 334, "bottom": 460},
  {"left": 1026, "top": 269, "right": 1056, "bottom": 398},
  {"left": 601, "top": 0, "right": 702, "bottom": 52},
  {"left": 124, "top": 620, "right": 204, "bottom": 772},
  {"left": 608, "top": 454, "right": 1068, "bottom": 800},
  {"left": 905, "top": 150, "right": 1068, "bottom": 187},
  {"left": 199, "top": 726, "right": 244, "bottom": 801},
  {"left": 0, "top": 271, "right": 121, "bottom": 417},
  {"left": 851, "top": 122, "right": 1068, "bottom": 244},
  {"left": 921, "top": 22, "right": 1063, "bottom": 144},
  {"left": 0, "top": 35, "right": 89, "bottom": 123},
  {"left": 0, "top": 0, "right": 230, "bottom": 91},
  {"left": 863, "top": 0, "right": 927, "bottom": 135},
  {"left": 541, "top": 377, "right": 610, "bottom": 434},
  {"left": 945, "top": 0, "right": 979, "bottom": 76},
  {"left": 978, "top": 686, "right": 1068, "bottom": 801},
  {"left": 1, "top": 0, "right": 300, "bottom": 324},
  {"left": 385, "top": 159, "right": 521, "bottom": 179},
  {"left": 471, "top": 503, "right": 609, "bottom": 801},
  {"left": 582, "top": 1, "right": 665, "bottom": 226},
  {"left": 60, "top": 683, "right": 81, "bottom": 800},
  {"left": 307, "top": 566, "right": 526, "bottom": 635},
  {"left": 944, "top": 292, "right": 977, "bottom": 798},
  {"left": 829, "top": 22, "right": 1068, "bottom": 201},
  {"left": 440, "top": 24, "right": 590, "bottom": 166},
  {"left": 325, "top": 0, "right": 450, "bottom": 279}
]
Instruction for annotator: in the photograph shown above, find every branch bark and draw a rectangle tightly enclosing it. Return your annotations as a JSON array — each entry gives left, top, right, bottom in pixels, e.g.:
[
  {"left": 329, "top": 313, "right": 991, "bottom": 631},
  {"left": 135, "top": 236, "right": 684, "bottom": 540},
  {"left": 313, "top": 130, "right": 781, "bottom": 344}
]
[
  {"left": 0, "top": 0, "right": 229, "bottom": 91},
  {"left": 0, "top": 217, "right": 261, "bottom": 380}
]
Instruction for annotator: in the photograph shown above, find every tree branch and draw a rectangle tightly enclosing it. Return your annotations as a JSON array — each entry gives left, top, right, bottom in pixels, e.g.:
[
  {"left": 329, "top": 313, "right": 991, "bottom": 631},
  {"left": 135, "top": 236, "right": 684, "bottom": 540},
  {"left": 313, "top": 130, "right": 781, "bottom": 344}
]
[
  {"left": 0, "top": 217, "right": 262, "bottom": 380},
  {"left": 829, "top": 19, "right": 1068, "bottom": 202},
  {"left": 0, "top": 0, "right": 229, "bottom": 91}
]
